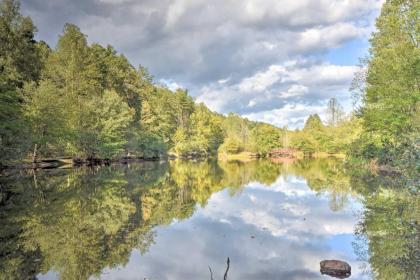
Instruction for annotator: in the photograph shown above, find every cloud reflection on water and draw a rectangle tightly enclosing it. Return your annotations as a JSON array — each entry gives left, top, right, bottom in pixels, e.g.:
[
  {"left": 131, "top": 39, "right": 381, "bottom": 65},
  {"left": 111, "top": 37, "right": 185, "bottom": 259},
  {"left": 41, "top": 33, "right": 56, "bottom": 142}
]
[{"left": 98, "top": 173, "right": 368, "bottom": 280}]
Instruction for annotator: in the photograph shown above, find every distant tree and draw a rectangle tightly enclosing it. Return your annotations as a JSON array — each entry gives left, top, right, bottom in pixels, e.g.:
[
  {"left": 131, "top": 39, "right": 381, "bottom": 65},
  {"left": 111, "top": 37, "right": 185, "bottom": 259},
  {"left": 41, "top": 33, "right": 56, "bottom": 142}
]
[
  {"left": 304, "top": 114, "right": 324, "bottom": 131},
  {"left": 325, "top": 115, "right": 363, "bottom": 154},
  {"left": 173, "top": 89, "right": 195, "bottom": 129},
  {"left": 290, "top": 114, "right": 327, "bottom": 155},
  {"left": 171, "top": 127, "right": 190, "bottom": 155},
  {"left": 219, "top": 136, "right": 242, "bottom": 154},
  {"left": 140, "top": 87, "right": 179, "bottom": 145},
  {"left": 326, "top": 98, "right": 344, "bottom": 127},
  {"left": 189, "top": 104, "right": 224, "bottom": 155},
  {"left": 221, "top": 113, "right": 254, "bottom": 152},
  {"left": 282, "top": 125, "right": 290, "bottom": 148},
  {"left": 249, "top": 124, "right": 282, "bottom": 155},
  {"left": 291, "top": 130, "right": 317, "bottom": 156}
]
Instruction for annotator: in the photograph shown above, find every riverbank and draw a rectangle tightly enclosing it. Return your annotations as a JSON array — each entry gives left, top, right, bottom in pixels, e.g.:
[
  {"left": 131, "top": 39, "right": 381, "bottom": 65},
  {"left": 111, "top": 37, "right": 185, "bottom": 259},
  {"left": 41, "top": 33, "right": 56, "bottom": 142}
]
[
  {"left": 3, "top": 151, "right": 400, "bottom": 177},
  {"left": 218, "top": 151, "right": 346, "bottom": 162},
  {"left": 0, "top": 151, "right": 348, "bottom": 171},
  {"left": 344, "top": 156, "right": 404, "bottom": 177},
  {"left": 0, "top": 156, "right": 161, "bottom": 170}
]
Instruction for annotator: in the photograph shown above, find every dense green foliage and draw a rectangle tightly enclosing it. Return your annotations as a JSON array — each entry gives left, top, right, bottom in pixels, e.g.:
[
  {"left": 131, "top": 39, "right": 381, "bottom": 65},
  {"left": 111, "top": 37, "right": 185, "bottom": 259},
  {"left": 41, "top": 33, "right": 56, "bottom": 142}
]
[
  {"left": 351, "top": 0, "right": 419, "bottom": 170},
  {"left": 1, "top": 0, "right": 418, "bottom": 170},
  {"left": 0, "top": 0, "right": 41, "bottom": 163},
  {"left": 290, "top": 112, "right": 362, "bottom": 155},
  {"left": 218, "top": 113, "right": 285, "bottom": 156},
  {"left": 0, "top": 0, "right": 287, "bottom": 165}
]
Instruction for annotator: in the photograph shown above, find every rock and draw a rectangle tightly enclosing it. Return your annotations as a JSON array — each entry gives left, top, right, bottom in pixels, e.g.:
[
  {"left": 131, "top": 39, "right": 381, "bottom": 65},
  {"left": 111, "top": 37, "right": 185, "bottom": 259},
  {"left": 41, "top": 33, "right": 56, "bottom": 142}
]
[{"left": 320, "top": 260, "right": 351, "bottom": 278}]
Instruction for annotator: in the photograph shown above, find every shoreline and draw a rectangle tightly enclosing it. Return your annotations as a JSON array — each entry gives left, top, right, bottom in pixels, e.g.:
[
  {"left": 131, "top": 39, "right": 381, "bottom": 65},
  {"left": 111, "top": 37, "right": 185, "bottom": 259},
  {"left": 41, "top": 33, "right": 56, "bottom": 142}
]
[
  {"left": 0, "top": 152, "right": 345, "bottom": 170},
  {"left": 0, "top": 156, "right": 162, "bottom": 171},
  {"left": 2, "top": 153, "right": 400, "bottom": 178}
]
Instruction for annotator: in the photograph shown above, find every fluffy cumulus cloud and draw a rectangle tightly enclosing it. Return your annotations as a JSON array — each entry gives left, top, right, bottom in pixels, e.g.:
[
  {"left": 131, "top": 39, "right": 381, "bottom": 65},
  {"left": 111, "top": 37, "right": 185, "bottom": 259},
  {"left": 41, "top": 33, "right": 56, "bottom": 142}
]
[
  {"left": 21, "top": 0, "right": 383, "bottom": 127},
  {"left": 197, "top": 60, "right": 359, "bottom": 126}
]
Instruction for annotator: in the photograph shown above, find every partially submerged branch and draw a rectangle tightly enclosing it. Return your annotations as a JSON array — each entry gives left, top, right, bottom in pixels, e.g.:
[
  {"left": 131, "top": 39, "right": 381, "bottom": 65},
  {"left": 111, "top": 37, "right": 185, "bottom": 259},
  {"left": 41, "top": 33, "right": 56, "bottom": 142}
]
[{"left": 224, "top": 257, "right": 230, "bottom": 280}]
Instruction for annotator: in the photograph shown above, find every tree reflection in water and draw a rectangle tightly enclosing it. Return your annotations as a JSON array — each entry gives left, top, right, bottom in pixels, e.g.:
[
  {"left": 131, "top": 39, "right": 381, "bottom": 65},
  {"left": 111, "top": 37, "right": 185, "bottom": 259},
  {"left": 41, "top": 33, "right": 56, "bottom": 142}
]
[
  {"left": 0, "top": 158, "right": 418, "bottom": 279},
  {"left": 352, "top": 174, "right": 419, "bottom": 280}
]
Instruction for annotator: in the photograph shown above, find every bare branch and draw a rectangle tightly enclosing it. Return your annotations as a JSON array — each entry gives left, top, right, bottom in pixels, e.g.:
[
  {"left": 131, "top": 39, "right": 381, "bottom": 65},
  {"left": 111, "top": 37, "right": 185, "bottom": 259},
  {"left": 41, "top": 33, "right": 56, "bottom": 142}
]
[{"left": 223, "top": 257, "right": 230, "bottom": 280}]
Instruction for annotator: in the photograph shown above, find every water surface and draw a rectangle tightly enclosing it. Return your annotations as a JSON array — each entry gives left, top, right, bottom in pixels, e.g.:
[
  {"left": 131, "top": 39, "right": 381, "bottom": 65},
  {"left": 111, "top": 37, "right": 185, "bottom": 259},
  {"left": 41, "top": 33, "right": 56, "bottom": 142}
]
[{"left": 0, "top": 159, "right": 418, "bottom": 279}]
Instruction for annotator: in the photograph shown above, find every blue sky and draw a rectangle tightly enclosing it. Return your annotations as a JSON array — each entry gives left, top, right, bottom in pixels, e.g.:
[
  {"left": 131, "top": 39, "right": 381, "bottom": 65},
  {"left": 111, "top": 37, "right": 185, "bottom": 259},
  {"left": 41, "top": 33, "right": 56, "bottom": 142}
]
[
  {"left": 21, "top": 0, "right": 383, "bottom": 128},
  {"left": 325, "top": 38, "right": 369, "bottom": 66}
]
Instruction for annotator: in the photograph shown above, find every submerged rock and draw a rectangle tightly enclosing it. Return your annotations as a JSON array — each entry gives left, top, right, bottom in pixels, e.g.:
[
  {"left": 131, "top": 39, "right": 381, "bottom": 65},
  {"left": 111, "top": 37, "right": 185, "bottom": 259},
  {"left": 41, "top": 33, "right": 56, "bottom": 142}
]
[{"left": 320, "top": 260, "right": 351, "bottom": 278}]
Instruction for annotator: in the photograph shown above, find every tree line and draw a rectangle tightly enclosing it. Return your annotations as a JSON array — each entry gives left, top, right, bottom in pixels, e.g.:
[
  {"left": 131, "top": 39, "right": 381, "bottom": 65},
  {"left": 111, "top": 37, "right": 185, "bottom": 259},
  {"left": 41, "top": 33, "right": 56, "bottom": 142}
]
[
  {"left": 282, "top": 0, "right": 419, "bottom": 173},
  {"left": 0, "top": 0, "right": 285, "bottom": 166},
  {"left": 1, "top": 0, "right": 418, "bottom": 171}
]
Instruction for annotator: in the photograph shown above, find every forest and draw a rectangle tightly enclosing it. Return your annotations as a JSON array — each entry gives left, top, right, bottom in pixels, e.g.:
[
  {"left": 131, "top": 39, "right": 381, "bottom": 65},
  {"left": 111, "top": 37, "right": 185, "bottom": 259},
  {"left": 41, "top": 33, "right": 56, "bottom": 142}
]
[{"left": 0, "top": 0, "right": 418, "bottom": 173}]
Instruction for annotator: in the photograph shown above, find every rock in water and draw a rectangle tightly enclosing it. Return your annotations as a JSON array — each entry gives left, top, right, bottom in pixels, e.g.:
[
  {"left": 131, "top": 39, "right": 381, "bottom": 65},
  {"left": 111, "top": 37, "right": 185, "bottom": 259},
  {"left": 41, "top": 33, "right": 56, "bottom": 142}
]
[{"left": 320, "top": 260, "right": 351, "bottom": 278}]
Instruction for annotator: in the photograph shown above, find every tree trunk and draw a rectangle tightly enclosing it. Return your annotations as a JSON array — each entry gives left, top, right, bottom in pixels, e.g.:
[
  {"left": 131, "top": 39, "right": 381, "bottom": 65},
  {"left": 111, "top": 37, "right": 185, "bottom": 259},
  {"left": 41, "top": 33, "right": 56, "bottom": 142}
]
[{"left": 32, "top": 144, "right": 38, "bottom": 163}]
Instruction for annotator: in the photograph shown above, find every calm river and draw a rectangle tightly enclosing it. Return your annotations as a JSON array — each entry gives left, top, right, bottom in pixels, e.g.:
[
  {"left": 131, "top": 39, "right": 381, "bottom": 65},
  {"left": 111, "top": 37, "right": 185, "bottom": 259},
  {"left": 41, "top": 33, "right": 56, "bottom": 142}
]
[{"left": 0, "top": 158, "right": 418, "bottom": 279}]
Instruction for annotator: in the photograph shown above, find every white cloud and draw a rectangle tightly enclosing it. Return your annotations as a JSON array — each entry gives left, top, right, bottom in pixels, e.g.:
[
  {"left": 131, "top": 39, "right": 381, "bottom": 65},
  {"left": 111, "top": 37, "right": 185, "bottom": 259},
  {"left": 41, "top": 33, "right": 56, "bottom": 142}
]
[
  {"left": 200, "top": 175, "right": 359, "bottom": 243},
  {"left": 196, "top": 61, "right": 359, "bottom": 127},
  {"left": 248, "top": 176, "right": 315, "bottom": 197},
  {"left": 239, "top": 65, "right": 285, "bottom": 92},
  {"left": 240, "top": 209, "right": 289, "bottom": 237},
  {"left": 243, "top": 104, "right": 326, "bottom": 128},
  {"left": 297, "top": 23, "right": 362, "bottom": 52},
  {"left": 217, "top": 77, "right": 231, "bottom": 84},
  {"left": 284, "top": 85, "right": 308, "bottom": 98}
]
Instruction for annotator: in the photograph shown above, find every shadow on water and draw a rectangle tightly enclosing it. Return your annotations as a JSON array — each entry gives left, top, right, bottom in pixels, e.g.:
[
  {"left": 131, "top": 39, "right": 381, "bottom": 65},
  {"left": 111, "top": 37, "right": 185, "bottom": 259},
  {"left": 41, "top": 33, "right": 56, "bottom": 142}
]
[{"left": 0, "top": 158, "right": 418, "bottom": 279}]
